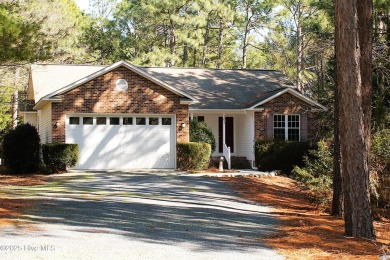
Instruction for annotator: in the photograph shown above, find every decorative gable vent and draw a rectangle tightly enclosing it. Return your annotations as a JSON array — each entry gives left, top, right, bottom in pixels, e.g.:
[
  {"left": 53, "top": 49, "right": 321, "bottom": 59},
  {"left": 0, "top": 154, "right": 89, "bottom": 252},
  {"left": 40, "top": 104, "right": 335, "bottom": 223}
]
[{"left": 115, "top": 79, "right": 128, "bottom": 91}]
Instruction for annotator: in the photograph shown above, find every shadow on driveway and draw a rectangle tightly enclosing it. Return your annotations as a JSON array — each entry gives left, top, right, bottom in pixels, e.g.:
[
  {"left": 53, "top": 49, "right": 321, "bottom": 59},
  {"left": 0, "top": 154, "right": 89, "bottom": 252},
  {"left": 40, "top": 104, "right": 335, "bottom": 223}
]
[{"left": 3, "top": 171, "right": 278, "bottom": 253}]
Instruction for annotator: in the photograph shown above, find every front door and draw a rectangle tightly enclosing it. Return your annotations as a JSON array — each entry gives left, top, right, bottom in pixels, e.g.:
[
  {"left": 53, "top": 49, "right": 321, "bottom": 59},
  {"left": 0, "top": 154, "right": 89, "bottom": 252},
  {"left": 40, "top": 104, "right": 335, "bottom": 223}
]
[{"left": 218, "top": 117, "right": 234, "bottom": 153}]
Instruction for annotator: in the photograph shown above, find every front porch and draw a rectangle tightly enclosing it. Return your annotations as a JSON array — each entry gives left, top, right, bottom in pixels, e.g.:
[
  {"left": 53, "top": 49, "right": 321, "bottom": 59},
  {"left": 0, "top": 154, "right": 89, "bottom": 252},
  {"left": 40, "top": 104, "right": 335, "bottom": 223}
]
[{"left": 190, "top": 110, "right": 256, "bottom": 169}]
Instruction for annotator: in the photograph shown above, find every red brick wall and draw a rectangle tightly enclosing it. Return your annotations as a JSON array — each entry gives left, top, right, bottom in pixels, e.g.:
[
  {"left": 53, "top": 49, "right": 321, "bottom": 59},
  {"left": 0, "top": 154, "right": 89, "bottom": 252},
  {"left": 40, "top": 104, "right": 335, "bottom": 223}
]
[
  {"left": 254, "top": 92, "right": 320, "bottom": 142},
  {"left": 51, "top": 66, "right": 189, "bottom": 143}
]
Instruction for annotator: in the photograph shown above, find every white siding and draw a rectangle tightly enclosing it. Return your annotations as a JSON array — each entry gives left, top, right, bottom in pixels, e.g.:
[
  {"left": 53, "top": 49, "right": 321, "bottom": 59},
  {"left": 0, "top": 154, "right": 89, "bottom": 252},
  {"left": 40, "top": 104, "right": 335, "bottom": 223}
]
[
  {"left": 235, "top": 111, "right": 255, "bottom": 162},
  {"left": 38, "top": 103, "right": 52, "bottom": 144},
  {"left": 193, "top": 112, "right": 254, "bottom": 159},
  {"left": 203, "top": 114, "right": 221, "bottom": 156},
  {"left": 23, "top": 113, "right": 38, "bottom": 126}
]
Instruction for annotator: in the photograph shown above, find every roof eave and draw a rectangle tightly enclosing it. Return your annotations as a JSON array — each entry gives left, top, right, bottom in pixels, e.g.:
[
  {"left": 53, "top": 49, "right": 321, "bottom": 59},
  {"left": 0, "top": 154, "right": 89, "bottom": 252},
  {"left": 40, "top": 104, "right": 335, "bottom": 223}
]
[
  {"left": 33, "top": 98, "right": 61, "bottom": 110},
  {"left": 180, "top": 98, "right": 198, "bottom": 105},
  {"left": 245, "top": 108, "right": 265, "bottom": 111},
  {"left": 189, "top": 108, "right": 249, "bottom": 114},
  {"left": 248, "top": 88, "right": 328, "bottom": 111}
]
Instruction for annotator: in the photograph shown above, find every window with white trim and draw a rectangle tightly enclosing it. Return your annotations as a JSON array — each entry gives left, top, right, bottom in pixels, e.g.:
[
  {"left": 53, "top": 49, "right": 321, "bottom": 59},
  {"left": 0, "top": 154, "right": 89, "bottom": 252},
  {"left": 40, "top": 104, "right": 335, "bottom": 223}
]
[
  {"left": 69, "top": 117, "right": 80, "bottom": 125},
  {"left": 273, "top": 114, "right": 300, "bottom": 141},
  {"left": 162, "top": 117, "right": 172, "bottom": 125}
]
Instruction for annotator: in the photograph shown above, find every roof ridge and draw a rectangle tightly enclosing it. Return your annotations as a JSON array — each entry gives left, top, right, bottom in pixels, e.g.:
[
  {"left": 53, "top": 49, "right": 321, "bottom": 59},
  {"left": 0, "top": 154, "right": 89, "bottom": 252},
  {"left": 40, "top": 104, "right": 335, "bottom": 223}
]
[
  {"left": 31, "top": 64, "right": 278, "bottom": 72},
  {"left": 141, "top": 66, "right": 278, "bottom": 72},
  {"left": 32, "top": 63, "right": 107, "bottom": 67}
]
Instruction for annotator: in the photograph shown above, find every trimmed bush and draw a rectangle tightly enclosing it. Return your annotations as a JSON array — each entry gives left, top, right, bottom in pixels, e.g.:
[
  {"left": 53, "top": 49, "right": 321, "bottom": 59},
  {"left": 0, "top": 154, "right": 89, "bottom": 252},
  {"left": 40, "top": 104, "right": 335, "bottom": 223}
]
[
  {"left": 190, "top": 119, "right": 216, "bottom": 153},
  {"left": 2, "top": 123, "right": 41, "bottom": 173},
  {"left": 42, "top": 143, "right": 79, "bottom": 173},
  {"left": 177, "top": 142, "right": 211, "bottom": 170},
  {"left": 255, "top": 139, "right": 311, "bottom": 174}
]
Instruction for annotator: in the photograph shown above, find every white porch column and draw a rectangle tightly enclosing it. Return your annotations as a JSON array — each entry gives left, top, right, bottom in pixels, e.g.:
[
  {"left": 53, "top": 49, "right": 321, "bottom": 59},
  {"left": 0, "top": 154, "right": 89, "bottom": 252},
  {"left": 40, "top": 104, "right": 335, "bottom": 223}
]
[
  {"left": 222, "top": 113, "right": 231, "bottom": 169},
  {"left": 222, "top": 113, "right": 226, "bottom": 146}
]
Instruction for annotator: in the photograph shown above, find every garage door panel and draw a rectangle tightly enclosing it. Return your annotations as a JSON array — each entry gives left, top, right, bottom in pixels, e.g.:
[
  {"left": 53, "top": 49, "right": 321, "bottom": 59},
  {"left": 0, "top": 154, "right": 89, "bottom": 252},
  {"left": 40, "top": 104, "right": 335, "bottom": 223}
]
[{"left": 66, "top": 115, "right": 175, "bottom": 169}]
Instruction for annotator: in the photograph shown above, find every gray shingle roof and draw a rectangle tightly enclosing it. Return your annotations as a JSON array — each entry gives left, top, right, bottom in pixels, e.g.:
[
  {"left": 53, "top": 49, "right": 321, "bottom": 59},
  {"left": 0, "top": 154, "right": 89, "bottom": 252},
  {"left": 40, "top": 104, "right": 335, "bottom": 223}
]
[
  {"left": 30, "top": 64, "right": 106, "bottom": 103},
  {"left": 140, "top": 67, "right": 296, "bottom": 109},
  {"left": 29, "top": 62, "right": 298, "bottom": 110}
]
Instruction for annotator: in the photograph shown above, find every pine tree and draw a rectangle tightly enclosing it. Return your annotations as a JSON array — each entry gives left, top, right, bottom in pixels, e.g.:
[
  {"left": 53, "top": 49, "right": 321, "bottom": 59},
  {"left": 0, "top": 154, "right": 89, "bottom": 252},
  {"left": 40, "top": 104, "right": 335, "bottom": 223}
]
[{"left": 335, "top": 0, "right": 375, "bottom": 239}]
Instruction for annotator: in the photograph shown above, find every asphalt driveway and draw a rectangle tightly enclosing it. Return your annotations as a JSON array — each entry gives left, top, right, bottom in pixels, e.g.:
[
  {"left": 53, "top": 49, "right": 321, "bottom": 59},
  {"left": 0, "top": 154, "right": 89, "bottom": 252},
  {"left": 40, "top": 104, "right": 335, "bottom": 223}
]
[{"left": 0, "top": 170, "right": 282, "bottom": 259}]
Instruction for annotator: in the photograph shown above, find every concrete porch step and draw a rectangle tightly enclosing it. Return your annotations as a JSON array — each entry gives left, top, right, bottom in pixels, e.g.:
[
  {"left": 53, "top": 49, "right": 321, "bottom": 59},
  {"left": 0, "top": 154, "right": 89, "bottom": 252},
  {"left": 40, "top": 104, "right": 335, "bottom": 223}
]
[{"left": 209, "top": 156, "right": 252, "bottom": 169}]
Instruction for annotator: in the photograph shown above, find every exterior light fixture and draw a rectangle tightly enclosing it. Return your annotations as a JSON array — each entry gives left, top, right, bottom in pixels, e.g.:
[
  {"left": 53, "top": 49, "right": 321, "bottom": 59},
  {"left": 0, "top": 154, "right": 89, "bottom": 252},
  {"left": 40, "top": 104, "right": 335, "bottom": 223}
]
[
  {"left": 115, "top": 79, "right": 128, "bottom": 91},
  {"left": 53, "top": 121, "right": 60, "bottom": 128},
  {"left": 181, "top": 122, "right": 186, "bottom": 128}
]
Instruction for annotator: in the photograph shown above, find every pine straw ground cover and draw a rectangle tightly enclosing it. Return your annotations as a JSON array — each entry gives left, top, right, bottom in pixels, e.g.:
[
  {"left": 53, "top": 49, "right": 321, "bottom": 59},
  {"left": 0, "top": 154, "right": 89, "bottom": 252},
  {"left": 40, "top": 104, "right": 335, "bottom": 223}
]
[
  {"left": 0, "top": 166, "right": 46, "bottom": 226},
  {"left": 221, "top": 176, "right": 390, "bottom": 259}
]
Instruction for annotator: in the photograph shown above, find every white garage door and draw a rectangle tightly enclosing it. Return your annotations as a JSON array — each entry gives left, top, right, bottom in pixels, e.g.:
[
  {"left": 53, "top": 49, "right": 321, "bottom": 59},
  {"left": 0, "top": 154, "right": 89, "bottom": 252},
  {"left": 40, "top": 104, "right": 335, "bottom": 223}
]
[{"left": 65, "top": 115, "right": 176, "bottom": 169}]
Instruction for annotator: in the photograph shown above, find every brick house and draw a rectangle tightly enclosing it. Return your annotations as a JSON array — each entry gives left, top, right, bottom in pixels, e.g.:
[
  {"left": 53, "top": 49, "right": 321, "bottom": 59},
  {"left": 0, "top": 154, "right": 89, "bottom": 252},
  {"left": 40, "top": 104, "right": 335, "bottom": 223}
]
[{"left": 21, "top": 60, "right": 326, "bottom": 170}]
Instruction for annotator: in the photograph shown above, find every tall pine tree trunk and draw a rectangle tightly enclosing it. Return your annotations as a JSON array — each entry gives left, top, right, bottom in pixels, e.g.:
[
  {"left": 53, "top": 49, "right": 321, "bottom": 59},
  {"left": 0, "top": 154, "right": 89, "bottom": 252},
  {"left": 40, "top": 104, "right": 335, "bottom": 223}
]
[
  {"left": 169, "top": 17, "right": 176, "bottom": 67},
  {"left": 11, "top": 90, "right": 18, "bottom": 129},
  {"left": 242, "top": 5, "right": 251, "bottom": 69},
  {"left": 183, "top": 42, "right": 188, "bottom": 67},
  {"left": 296, "top": 1, "right": 304, "bottom": 92},
  {"left": 332, "top": 82, "right": 343, "bottom": 217},
  {"left": 11, "top": 67, "right": 20, "bottom": 129},
  {"left": 335, "top": 0, "right": 375, "bottom": 239},
  {"left": 193, "top": 49, "right": 197, "bottom": 67},
  {"left": 202, "top": 16, "right": 211, "bottom": 66},
  {"left": 242, "top": 29, "right": 248, "bottom": 69},
  {"left": 217, "top": 17, "right": 224, "bottom": 69},
  {"left": 357, "top": 0, "right": 373, "bottom": 144}
]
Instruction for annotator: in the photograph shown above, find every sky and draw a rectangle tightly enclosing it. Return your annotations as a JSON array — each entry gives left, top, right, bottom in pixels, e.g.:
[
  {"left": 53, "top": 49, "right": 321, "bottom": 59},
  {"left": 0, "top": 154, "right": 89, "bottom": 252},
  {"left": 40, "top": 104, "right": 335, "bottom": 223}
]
[{"left": 74, "top": 0, "right": 89, "bottom": 12}]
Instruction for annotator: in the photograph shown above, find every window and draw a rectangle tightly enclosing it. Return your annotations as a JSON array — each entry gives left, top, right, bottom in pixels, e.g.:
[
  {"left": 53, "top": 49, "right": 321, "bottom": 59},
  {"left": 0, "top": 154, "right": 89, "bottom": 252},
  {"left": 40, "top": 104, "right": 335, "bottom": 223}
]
[
  {"left": 273, "top": 114, "right": 300, "bottom": 141},
  {"left": 287, "top": 115, "right": 300, "bottom": 141},
  {"left": 83, "top": 117, "right": 93, "bottom": 125},
  {"left": 197, "top": 116, "right": 205, "bottom": 122},
  {"left": 110, "top": 117, "right": 120, "bottom": 125},
  {"left": 96, "top": 117, "right": 106, "bottom": 125},
  {"left": 149, "top": 117, "right": 159, "bottom": 125},
  {"left": 69, "top": 117, "right": 79, "bottom": 125},
  {"left": 136, "top": 117, "right": 146, "bottom": 125},
  {"left": 273, "top": 115, "right": 285, "bottom": 140},
  {"left": 123, "top": 117, "right": 133, "bottom": 125},
  {"left": 162, "top": 117, "right": 172, "bottom": 125}
]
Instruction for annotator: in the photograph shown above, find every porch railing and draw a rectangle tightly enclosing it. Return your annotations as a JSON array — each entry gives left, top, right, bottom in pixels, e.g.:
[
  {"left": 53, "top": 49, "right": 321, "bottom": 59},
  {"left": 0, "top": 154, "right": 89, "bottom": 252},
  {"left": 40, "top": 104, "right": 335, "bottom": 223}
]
[{"left": 223, "top": 143, "right": 231, "bottom": 170}]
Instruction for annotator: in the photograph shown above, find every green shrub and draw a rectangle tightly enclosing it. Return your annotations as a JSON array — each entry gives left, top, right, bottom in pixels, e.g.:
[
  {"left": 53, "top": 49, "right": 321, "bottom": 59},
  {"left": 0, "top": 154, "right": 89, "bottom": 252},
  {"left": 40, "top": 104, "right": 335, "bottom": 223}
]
[
  {"left": 371, "top": 129, "right": 390, "bottom": 208},
  {"left": 292, "top": 140, "right": 333, "bottom": 206},
  {"left": 372, "top": 129, "right": 390, "bottom": 163},
  {"left": 254, "top": 139, "right": 311, "bottom": 174},
  {"left": 190, "top": 119, "right": 216, "bottom": 153},
  {"left": 177, "top": 142, "right": 211, "bottom": 171},
  {"left": 2, "top": 123, "right": 41, "bottom": 173},
  {"left": 42, "top": 143, "right": 79, "bottom": 173}
]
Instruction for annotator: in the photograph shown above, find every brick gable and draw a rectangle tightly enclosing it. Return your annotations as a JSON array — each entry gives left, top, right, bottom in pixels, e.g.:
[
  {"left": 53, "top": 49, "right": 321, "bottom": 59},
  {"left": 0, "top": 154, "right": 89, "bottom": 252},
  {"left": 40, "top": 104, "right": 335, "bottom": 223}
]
[
  {"left": 254, "top": 92, "right": 319, "bottom": 141},
  {"left": 51, "top": 66, "right": 189, "bottom": 143}
]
